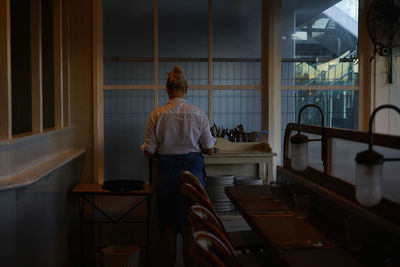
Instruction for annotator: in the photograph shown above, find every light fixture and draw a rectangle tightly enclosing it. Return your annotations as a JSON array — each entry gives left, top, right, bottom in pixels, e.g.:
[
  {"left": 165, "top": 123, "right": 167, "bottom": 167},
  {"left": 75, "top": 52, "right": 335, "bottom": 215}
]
[
  {"left": 290, "top": 104, "right": 327, "bottom": 172},
  {"left": 355, "top": 104, "right": 400, "bottom": 207}
]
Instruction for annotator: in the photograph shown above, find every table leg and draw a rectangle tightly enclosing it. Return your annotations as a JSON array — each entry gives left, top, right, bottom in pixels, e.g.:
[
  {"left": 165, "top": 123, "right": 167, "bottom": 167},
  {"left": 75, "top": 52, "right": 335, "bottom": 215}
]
[
  {"left": 145, "top": 195, "right": 152, "bottom": 266},
  {"left": 77, "top": 195, "right": 85, "bottom": 265}
]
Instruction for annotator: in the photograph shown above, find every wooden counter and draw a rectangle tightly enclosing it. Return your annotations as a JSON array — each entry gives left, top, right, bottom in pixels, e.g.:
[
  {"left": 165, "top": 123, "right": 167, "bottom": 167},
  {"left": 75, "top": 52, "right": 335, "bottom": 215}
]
[{"left": 225, "top": 185, "right": 363, "bottom": 267}]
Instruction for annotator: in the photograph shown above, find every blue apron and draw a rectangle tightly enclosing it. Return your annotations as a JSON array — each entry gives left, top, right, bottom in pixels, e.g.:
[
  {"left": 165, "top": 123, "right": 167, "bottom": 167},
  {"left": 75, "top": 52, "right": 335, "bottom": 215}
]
[{"left": 156, "top": 152, "right": 205, "bottom": 228}]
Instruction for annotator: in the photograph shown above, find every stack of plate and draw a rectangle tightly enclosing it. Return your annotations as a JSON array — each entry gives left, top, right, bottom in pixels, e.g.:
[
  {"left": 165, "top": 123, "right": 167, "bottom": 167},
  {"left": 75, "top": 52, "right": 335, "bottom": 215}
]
[
  {"left": 235, "top": 176, "right": 263, "bottom": 186},
  {"left": 206, "top": 175, "right": 235, "bottom": 212}
]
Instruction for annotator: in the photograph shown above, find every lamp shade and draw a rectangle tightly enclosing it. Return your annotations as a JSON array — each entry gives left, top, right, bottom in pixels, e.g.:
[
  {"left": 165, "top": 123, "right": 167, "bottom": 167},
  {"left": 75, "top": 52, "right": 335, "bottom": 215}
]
[
  {"left": 355, "top": 163, "right": 383, "bottom": 207},
  {"left": 355, "top": 150, "right": 384, "bottom": 207},
  {"left": 353, "top": 104, "right": 400, "bottom": 207},
  {"left": 290, "top": 134, "right": 308, "bottom": 171}
]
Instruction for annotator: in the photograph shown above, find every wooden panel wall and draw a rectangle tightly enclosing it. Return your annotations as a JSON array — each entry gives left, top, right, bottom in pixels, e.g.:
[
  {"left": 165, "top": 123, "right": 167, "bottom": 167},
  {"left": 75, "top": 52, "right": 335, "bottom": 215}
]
[
  {"left": 0, "top": 0, "right": 12, "bottom": 139},
  {"left": 93, "top": 0, "right": 103, "bottom": 183},
  {"left": 69, "top": 0, "right": 94, "bottom": 183}
]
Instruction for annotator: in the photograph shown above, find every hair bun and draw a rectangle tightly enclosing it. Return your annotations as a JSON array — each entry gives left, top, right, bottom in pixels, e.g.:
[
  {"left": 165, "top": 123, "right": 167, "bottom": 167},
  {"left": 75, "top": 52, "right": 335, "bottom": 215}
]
[
  {"left": 166, "top": 65, "right": 188, "bottom": 92},
  {"left": 172, "top": 65, "right": 183, "bottom": 75}
]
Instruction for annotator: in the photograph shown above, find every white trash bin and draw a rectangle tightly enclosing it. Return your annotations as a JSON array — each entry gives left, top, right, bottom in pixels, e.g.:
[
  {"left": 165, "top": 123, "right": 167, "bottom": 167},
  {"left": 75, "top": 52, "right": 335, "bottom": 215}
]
[{"left": 102, "top": 245, "right": 141, "bottom": 267}]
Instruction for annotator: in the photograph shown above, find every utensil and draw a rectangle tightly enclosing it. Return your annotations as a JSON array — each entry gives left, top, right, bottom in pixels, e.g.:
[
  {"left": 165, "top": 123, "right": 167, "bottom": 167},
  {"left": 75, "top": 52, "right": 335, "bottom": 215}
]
[
  {"left": 278, "top": 240, "right": 335, "bottom": 249},
  {"left": 236, "top": 195, "right": 279, "bottom": 201},
  {"left": 251, "top": 208, "right": 290, "bottom": 212},
  {"left": 251, "top": 210, "right": 294, "bottom": 217}
]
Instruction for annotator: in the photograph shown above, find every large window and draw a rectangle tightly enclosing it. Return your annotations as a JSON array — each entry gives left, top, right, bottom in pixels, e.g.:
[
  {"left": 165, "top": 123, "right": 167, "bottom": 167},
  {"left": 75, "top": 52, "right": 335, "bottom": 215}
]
[
  {"left": 103, "top": 0, "right": 262, "bottom": 181},
  {"left": 11, "top": 0, "right": 32, "bottom": 135},
  {"left": 281, "top": 0, "right": 359, "bottom": 161},
  {"left": 1, "top": 0, "right": 69, "bottom": 139}
]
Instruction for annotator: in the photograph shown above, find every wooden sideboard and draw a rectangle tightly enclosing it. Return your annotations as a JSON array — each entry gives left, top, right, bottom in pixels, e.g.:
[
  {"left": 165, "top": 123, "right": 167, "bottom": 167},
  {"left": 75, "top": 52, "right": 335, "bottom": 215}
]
[{"left": 204, "top": 138, "right": 276, "bottom": 184}]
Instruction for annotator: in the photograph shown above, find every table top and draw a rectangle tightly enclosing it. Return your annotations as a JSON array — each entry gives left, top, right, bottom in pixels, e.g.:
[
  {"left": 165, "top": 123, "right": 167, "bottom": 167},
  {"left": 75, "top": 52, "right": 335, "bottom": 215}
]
[
  {"left": 225, "top": 185, "right": 362, "bottom": 267},
  {"left": 72, "top": 183, "right": 152, "bottom": 195}
]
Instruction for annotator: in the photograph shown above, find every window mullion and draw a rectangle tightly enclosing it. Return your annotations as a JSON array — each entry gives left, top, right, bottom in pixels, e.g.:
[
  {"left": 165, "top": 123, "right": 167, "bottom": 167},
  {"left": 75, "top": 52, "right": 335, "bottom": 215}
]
[
  {"left": 208, "top": 0, "right": 212, "bottom": 122},
  {"left": 53, "top": 0, "right": 63, "bottom": 128},
  {"left": 62, "top": 0, "right": 70, "bottom": 127},
  {"left": 154, "top": 0, "right": 158, "bottom": 108},
  {"left": 31, "top": 0, "right": 43, "bottom": 133}
]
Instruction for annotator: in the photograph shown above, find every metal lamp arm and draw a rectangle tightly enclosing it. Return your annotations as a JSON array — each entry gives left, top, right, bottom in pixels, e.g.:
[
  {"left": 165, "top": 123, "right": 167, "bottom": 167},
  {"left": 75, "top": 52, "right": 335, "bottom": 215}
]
[
  {"left": 368, "top": 104, "right": 400, "bottom": 152},
  {"left": 297, "top": 104, "right": 325, "bottom": 135},
  {"left": 297, "top": 104, "right": 327, "bottom": 172}
]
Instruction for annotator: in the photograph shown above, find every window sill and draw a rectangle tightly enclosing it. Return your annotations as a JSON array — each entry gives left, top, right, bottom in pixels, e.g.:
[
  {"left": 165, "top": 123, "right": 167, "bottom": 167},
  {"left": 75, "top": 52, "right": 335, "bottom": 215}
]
[
  {"left": 0, "top": 127, "right": 76, "bottom": 181},
  {"left": 0, "top": 127, "right": 74, "bottom": 146},
  {"left": 0, "top": 149, "right": 85, "bottom": 191}
]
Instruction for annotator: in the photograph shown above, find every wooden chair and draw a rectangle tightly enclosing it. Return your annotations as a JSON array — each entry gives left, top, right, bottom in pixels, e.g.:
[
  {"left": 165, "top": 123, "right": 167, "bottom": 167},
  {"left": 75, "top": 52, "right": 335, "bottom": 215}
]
[
  {"left": 180, "top": 174, "right": 264, "bottom": 252},
  {"left": 192, "top": 231, "right": 242, "bottom": 267},
  {"left": 188, "top": 205, "right": 270, "bottom": 267},
  {"left": 188, "top": 204, "right": 237, "bottom": 252},
  {"left": 180, "top": 170, "right": 208, "bottom": 197},
  {"left": 181, "top": 182, "right": 216, "bottom": 214}
]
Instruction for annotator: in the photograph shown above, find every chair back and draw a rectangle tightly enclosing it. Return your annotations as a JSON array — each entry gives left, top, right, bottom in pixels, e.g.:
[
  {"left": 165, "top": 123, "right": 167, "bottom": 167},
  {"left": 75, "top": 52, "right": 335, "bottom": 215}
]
[
  {"left": 189, "top": 205, "right": 234, "bottom": 251},
  {"left": 192, "top": 231, "right": 242, "bottom": 267},
  {"left": 181, "top": 182, "right": 216, "bottom": 213},
  {"left": 180, "top": 170, "right": 208, "bottom": 198}
]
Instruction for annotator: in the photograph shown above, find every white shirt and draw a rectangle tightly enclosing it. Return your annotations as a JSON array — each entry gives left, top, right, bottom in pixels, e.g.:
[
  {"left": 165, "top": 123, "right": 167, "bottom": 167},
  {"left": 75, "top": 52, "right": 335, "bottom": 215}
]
[{"left": 141, "top": 98, "right": 215, "bottom": 155}]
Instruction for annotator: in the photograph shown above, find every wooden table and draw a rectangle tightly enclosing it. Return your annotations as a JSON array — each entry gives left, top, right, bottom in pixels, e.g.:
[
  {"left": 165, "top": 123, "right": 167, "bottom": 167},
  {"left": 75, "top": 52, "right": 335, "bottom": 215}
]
[
  {"left": 225, "top": 185, "right": 363, "bottom": 267},
  {"left": 73, "top": 183, "right": 152, "bottom": 265}
]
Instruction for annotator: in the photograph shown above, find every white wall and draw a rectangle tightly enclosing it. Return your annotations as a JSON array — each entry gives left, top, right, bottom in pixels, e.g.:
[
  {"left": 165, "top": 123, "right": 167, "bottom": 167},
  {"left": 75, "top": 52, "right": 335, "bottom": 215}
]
[
  {"left": 0, "top": 156, "right": 84, "bottom": 267},
  {"left": 373, "top": 53, "right": 400, "bottom": 135}
]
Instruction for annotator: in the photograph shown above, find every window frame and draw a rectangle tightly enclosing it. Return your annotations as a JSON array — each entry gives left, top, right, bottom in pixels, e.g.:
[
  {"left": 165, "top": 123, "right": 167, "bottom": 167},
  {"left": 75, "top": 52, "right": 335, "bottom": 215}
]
[
  {"left": 93, "top": 0, "right": 370, "bottom": 183},
  {"left": 94, "top": 0, "right": 275, "bottom": 183},
  {"left": 0, "top": 0, "right": 71, "bottom": 140},
  {"left": 281, "top": 0, "right": 361, "bottom": 127}
]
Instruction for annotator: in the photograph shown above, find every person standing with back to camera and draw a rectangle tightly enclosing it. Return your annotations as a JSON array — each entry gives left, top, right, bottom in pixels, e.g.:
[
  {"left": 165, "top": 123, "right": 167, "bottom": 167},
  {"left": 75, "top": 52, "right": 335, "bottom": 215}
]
[{"left": 141, "top": 65, "right": 215, "bottom": 267}]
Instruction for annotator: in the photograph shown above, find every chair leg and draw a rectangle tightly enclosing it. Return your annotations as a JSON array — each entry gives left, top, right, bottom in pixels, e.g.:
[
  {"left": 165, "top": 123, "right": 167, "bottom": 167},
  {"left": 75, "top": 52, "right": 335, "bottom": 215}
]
[
  {"left": 181, "top": 224, "right": 198, "bottom": 267},
  {"left": 157, "top": 225, "right": 178, "bottom": 267}
]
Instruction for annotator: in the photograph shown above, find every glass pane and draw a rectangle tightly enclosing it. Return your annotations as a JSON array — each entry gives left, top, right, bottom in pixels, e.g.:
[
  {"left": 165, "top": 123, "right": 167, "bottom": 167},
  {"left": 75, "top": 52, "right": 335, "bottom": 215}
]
[
  {"left": 158, "top": 0, "right": 208, "bottom": 59},
  {"left": 158, "top": 0, "right": 208, "bottom": 86},
  {"left": 213, "top": 0, "right": 261, "bottom": 59},
  {"left": 103, "top": 0, "right": 154, "bottom": 85},
  {"left": 281, "top": 89, "right": 358, "bottom": 163},
  {"left": 212, "top": 61, "right": 261, "bottom": 85},
  {"left": 331, "top": 138, "right": 361, "bottom": 184},
  {"left": 11, "top": 0, "right": 32, "bottom": 134},
  {"left": 104, "top": 61, "right": 154, "bottom": 85},
  {"left": 42, "top": 0, "right": 54, "bottom": 129},
  {"left": 212, "top": 90, "right": 261, "bottom": 132},
  {"left": 213, "top": 0, "right": 262, "bottom": 85},
  {"left": 281, "top": 89, "right": 358, "bottom": 129},
  {"left": 331, "top": 139, "right": 400, "bottom": 204},
  {"left": 158, "top": 61, "right": 208, "bottom": 86},
  {"left": 158, "top": 89, "right": 208, "bottom": 115},
  {"left": 104, "top": 90, "right": 154, "bottom": 181},
  {"left": 306, "top": 133, "right": 324, "bottom": 172},
  {"left": 281, "top": 0, "right": 359, "bottom": 86}
]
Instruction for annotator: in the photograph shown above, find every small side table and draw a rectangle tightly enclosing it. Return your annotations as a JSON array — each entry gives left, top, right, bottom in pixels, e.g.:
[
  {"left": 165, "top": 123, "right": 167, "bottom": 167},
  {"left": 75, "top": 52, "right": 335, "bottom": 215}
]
[{"left": 73, "top": 183, "right": 152, "bottom": 266}]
